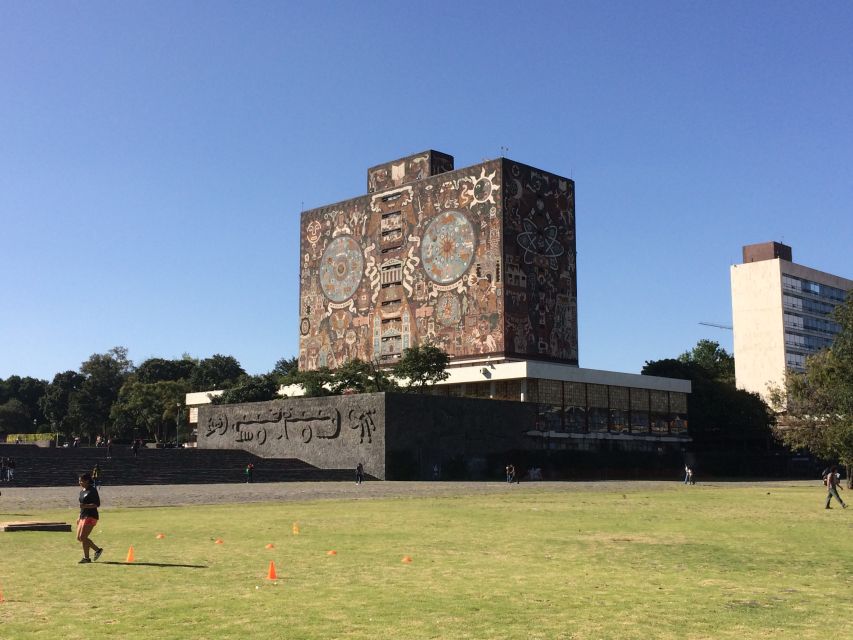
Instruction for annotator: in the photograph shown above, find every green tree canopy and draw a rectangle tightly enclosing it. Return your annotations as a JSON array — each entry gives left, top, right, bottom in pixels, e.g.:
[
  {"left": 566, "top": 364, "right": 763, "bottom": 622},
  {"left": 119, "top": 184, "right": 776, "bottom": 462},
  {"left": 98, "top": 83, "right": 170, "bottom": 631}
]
[
  {"left": 677, "top": 339, "right": 735, "bottom": 386},
  {"left": 772, "top": 296, "right": 853, "bottom": 484},
  {"left": 392, "top": 344, "right": 450, "bottom": 391},
  {"left": 136, "top": 357, "right": 197, "bottom": 383},
  {"left": 0, "top": 375, "right": 49, "bottom": 425},
  {"left": 39, "top": 370, "right": 85, "bottom": 438},
  {"left": 71, "top": 346, "right": 134, "bottom": 439},
  {"left": 0, "top": 398, "right": 33, "bottom": 436},
  {"left": 111, "top": 379, "right": 189, "bottom": 442},
  {"left": 190, "top": 354, "right": 246, "bottom": 391},
  {"left": 644, "top": 343, "right": 774, "bottom": 451},
  {"left": 213, "top": 375, "right": 280, "bottom": 405}
]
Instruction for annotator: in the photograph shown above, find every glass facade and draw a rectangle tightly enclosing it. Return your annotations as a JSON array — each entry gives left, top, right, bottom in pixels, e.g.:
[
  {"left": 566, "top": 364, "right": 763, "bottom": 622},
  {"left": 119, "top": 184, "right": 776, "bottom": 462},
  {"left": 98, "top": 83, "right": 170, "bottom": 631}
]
[
  {"left": 781, "top": 273, "right": 849, "bottom": 372},
  {"left": 437, "top": 379, "right": 689, "bottom": 437}
]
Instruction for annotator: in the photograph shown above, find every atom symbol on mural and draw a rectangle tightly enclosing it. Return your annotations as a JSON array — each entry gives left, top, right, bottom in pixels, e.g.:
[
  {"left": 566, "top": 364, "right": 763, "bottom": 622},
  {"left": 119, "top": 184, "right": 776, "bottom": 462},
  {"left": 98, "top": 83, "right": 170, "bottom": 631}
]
[{"left": 516, "top": 218, "right": 564, "bottom": 269}]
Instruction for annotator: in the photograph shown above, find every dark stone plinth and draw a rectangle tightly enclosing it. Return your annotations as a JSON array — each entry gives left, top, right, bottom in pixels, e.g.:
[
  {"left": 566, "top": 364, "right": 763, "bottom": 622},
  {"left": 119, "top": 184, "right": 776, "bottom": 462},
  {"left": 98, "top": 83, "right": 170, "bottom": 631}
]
[{"left": 198, "top": 392, "right": 536, "bottom": 480}]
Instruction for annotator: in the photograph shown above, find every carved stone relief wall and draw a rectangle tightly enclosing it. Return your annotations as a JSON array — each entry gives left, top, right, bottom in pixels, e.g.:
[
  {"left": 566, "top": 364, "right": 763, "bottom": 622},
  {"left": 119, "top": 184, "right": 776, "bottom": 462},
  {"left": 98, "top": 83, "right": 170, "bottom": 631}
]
[
  {"left": 501, "top": 160, "right": 578, "bottom": 363},
  {"left": 198, "top": 394, "right": 386, "bottom": 478},
  {"left": 198, "top": 392, "right": 536, "bottom": 480}
]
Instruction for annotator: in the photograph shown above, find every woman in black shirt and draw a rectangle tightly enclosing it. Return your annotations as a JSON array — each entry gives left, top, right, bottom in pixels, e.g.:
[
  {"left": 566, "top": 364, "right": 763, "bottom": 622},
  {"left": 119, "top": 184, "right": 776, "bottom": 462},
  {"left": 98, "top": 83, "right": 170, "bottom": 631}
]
[{"left": 77, "top": 473, "right": 104, "bottom": 564}]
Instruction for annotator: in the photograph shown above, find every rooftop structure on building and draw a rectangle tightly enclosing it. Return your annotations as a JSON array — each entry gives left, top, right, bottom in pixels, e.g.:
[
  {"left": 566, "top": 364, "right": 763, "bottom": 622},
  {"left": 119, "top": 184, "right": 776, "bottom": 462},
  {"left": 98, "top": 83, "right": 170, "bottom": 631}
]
[{"left": 731, "top": 241, "right": 853, "bottom": 402}]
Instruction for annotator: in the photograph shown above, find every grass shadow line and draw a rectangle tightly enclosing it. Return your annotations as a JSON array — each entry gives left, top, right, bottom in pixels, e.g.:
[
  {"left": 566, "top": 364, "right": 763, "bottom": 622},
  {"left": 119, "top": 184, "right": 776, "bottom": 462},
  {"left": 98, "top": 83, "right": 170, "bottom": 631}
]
[{"left": 100, "top": 561, "right": 207, "bottom": 568}]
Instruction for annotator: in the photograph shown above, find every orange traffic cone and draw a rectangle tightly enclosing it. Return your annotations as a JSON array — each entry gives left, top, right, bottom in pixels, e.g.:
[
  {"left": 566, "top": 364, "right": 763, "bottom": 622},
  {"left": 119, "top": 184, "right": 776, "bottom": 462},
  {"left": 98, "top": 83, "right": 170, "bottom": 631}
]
[
  {"left": 0, "top": 581, "right": 5, "bottom": 603},
  {"left": 291, "top": 523, "right": 300, "bottom": 535},
  {"left": 326, "top": 550, "right": 337, "bottom": 556},
  {"left": 267, "top": 561, "right": 277, "bottom": 580},
  {"left": 265, "top": 543, "right": 275, "bottom": 549},
  {"left": 126, "top": 546, "right": 135, "bottom": 563},
  {"left": 214, "top": 538, "right": 224, "bottom": 544},
  {"left": 156, "top": 533, "right": 165, "bottom": 540},
  {"left": 401, "top": 555, "right": 413, "bottom": 564}
]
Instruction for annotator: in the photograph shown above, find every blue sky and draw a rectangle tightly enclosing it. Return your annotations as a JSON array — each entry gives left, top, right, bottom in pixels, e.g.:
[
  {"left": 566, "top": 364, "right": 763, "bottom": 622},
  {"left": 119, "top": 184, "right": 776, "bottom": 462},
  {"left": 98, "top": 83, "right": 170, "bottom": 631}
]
[{"left": 2, "top": 1, "right": 851, "bottom": 381}]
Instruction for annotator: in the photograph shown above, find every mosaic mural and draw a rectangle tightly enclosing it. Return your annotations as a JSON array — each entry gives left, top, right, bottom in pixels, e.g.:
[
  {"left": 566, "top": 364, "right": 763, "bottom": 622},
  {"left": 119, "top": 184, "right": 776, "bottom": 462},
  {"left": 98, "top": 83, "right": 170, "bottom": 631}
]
[
  {"left": 501, "top": 160, "right": 578, "bottom": 363},
  {"left": 299, "top": 152, "right": 577, "bottom": 370}
]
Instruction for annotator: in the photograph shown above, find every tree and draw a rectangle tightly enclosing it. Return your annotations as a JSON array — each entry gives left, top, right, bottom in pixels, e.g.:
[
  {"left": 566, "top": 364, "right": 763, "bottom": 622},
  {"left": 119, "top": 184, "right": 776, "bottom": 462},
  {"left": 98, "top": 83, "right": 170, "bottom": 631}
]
[
  {"left": 272, "top": 356, "right": 299, "bottom": 381},
  {"left": 71, "top": 347, "right": 134, "bottom": 439},
  {"left": 213, "top": 375, "right": 280, "bottom": 405},
  {"left": 39, "top": 370, "right": 85, "bottom": 439},
  {"left": 392, "top": 344, "right": 450, "bottom": 391},
  {"left": 772, "top": 296, "right": 853, "bottom": 485},
  {"left": 297, "top": 367, "right": 334, "bottom": 398},
  {"left": 678, "top": 339, "right": 735, "bottom": 386},
  {"left": 0, "top": 375, "right": 49, "bottom": 425},
  {"left": 136, "top": 357, "right": 197, "bottom": 383},
  {"left": 643, "top": 352, "right": 774, "bottom": 452},
  {"left": 110, "top": 380, "right": 189, "bottom": 442},
  {"left": 0, "top": 399, "right": 32, "bottom": 436},
  {"left": 190, "top": 355, "right": 246, "bottom": 391}
]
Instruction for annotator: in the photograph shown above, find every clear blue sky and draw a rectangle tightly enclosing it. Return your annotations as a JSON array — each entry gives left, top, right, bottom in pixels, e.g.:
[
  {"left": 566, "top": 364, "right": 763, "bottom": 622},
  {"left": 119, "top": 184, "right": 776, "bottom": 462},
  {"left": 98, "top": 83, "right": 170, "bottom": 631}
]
[{"left": 2, "top": 1, "right": 851, "bottom": 381}]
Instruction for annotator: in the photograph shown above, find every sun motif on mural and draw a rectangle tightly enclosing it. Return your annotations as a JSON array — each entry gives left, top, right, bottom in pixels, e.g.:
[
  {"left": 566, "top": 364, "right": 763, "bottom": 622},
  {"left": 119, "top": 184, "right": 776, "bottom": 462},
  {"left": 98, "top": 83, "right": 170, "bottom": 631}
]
[
  {"left": 421, "top": 211, "right": 476, "bottom": 285},
  {"left": 516, "top": 218, "right": 564, "bottom": 269},
  {"left": 319, "top": 235, "right": 364, "bottom": 302},
  {"left": 470, "top": 168, "right": 498, "bottom": 205}
]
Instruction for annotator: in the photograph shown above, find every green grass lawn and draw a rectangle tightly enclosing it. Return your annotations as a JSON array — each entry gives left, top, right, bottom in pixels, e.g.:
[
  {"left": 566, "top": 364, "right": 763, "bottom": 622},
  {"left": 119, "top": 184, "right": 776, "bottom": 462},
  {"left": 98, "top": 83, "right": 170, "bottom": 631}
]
[{"left": 1, "top": 483, "right": 851, "bottom": 639}]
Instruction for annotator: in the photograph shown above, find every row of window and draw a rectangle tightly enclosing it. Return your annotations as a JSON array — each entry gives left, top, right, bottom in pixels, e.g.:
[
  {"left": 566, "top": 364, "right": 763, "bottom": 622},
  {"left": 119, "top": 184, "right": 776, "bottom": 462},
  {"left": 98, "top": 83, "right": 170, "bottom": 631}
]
[
  {"left": 783, "top": 313, "right": 841, "bottom": 336},
  {"left": 428, "top": 379, "right": 689, "bottom": 436},
  {"left": 784, "top": 331, "right": 834, "bottom": 352},
  {"left": 782, "top": 294, "right": 837, "bottom": 317},
  {"left": 782, "top": 274, "right": 847, "bottom": 303}
]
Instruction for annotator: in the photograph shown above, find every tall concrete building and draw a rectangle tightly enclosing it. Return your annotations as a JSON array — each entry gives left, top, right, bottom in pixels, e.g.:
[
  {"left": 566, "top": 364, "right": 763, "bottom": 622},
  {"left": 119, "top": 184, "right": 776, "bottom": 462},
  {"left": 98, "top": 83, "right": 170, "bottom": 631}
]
[{"left": 731, "top": 241, "right": 852, "bottom": 401}]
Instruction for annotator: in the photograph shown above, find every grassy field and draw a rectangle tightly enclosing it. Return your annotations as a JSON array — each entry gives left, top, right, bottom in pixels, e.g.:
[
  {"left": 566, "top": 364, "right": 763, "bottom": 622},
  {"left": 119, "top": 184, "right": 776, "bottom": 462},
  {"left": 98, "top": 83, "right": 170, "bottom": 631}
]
[{"left": 1, "top": 482, "right": 850, "bottom": 639}]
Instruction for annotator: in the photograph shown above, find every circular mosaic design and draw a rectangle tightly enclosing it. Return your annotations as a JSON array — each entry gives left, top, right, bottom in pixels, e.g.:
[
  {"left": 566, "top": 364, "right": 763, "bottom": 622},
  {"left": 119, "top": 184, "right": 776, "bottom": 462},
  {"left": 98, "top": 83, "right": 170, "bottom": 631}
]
[
  {"left": 421, "top": 211, "right": 476, "bottom": 285},
  {"left": 473, "top": 178, "right": 493, "bottom": 202},
  {"left": 320, "top": 235, "right": 364, "bottom": 303}
]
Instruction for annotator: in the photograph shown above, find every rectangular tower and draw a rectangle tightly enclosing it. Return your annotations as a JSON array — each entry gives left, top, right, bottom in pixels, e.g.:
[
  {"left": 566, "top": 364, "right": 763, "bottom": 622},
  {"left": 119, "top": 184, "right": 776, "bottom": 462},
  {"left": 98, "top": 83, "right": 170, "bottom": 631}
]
[
  {"left": 731, "top": 243, "right": 852, "bottom": 401},
  {"left": 298, "top": 151, "right": 577, "bottom": 370}
]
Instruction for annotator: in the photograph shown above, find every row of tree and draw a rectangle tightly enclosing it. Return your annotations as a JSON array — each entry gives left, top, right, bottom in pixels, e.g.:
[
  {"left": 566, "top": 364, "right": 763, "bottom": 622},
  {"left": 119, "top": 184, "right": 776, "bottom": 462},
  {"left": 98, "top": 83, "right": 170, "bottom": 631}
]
[{"left": 0, "top": 344, "right": 450, "bottom": 444}]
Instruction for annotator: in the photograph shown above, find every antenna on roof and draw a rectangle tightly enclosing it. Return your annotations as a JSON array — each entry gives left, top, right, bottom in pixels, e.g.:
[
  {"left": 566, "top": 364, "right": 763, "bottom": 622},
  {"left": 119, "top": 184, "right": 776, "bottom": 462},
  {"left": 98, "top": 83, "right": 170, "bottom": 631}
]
[{"left": 499, "top": 146, "right": 509, "bottom": 157}]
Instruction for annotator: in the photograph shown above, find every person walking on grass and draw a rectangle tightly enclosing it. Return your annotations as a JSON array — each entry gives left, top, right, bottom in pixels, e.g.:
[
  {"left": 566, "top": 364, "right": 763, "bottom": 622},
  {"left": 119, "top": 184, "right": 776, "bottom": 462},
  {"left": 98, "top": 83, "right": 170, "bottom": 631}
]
[
  {"left": 77, "top": 473, "right": 104, "bottom": 564},
  {"left": 825, "top": 466, "right": 847, "bottom": 509}
]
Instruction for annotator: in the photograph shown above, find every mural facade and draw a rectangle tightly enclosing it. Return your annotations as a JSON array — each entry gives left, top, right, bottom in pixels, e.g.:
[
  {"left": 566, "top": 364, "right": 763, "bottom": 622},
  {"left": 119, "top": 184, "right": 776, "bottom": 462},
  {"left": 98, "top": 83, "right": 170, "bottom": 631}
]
[{"left": 299, "top": 151, "right": 577, "bottom": 370}]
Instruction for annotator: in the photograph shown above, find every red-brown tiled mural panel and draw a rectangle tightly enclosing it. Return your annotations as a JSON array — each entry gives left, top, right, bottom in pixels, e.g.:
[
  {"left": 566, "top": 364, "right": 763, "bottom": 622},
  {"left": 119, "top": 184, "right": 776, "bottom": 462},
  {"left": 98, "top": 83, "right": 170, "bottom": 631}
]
[
  {"left": 300, "top": 160, "right": 505, "bottom": 370},
  {"left": 501, "top": 160, "right": 578, "bottom": 364}
]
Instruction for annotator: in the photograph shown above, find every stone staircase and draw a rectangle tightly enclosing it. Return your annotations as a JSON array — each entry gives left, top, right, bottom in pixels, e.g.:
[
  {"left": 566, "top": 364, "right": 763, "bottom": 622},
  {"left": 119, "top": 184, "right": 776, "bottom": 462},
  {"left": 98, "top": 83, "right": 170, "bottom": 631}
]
[{"left": 0, "top": 444, "right": 354, "bottom": 487}]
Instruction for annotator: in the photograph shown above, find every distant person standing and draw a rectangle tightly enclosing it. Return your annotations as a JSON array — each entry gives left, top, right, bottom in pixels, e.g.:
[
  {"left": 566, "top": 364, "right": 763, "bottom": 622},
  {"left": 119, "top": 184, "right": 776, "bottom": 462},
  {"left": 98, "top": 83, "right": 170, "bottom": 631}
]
[
  {"left": 506, "top": 464, "right": 516, "bottom": 484},
  {"left": 825, "top": 466, "right": 847, "bottom": 509},
  {"left": 131, "top": 439, "right": 140, "bottom": 458},
  {"left": 6, "top": 458, "right": 14, "bottom": 481},
  {"left": 245, "top": 463, "right": 254, "bottom": 483},
  {"left": 76, "top": 473, "right": 104, "bottom": 564},
  {"left": 683, "top": 464, "right": 690, "bottom": 484},
  {"left": 106, "top": 438, "right": 113, "bottom": 460},
  {"left": 92, "top": 463, "right": 101, "bottom": 489},
  {"left": 356, "top": 462, "right": 364, "bottom": 485}
]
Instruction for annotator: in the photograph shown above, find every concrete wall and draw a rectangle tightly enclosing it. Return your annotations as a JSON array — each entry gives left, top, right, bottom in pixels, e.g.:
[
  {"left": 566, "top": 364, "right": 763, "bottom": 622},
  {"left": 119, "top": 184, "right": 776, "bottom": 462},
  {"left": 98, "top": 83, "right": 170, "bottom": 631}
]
[
  {"left": 198, "top": 394, "right": 387, "bottom": 479},
  {"left": 197, "top": 392, "right": 539, "bottom": 480},
  {"left": 385, "top": 393, "right": 536, "bottom": 479},
  {"left": 731, "top": 259, "right": 785, "bottom": 401}
]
